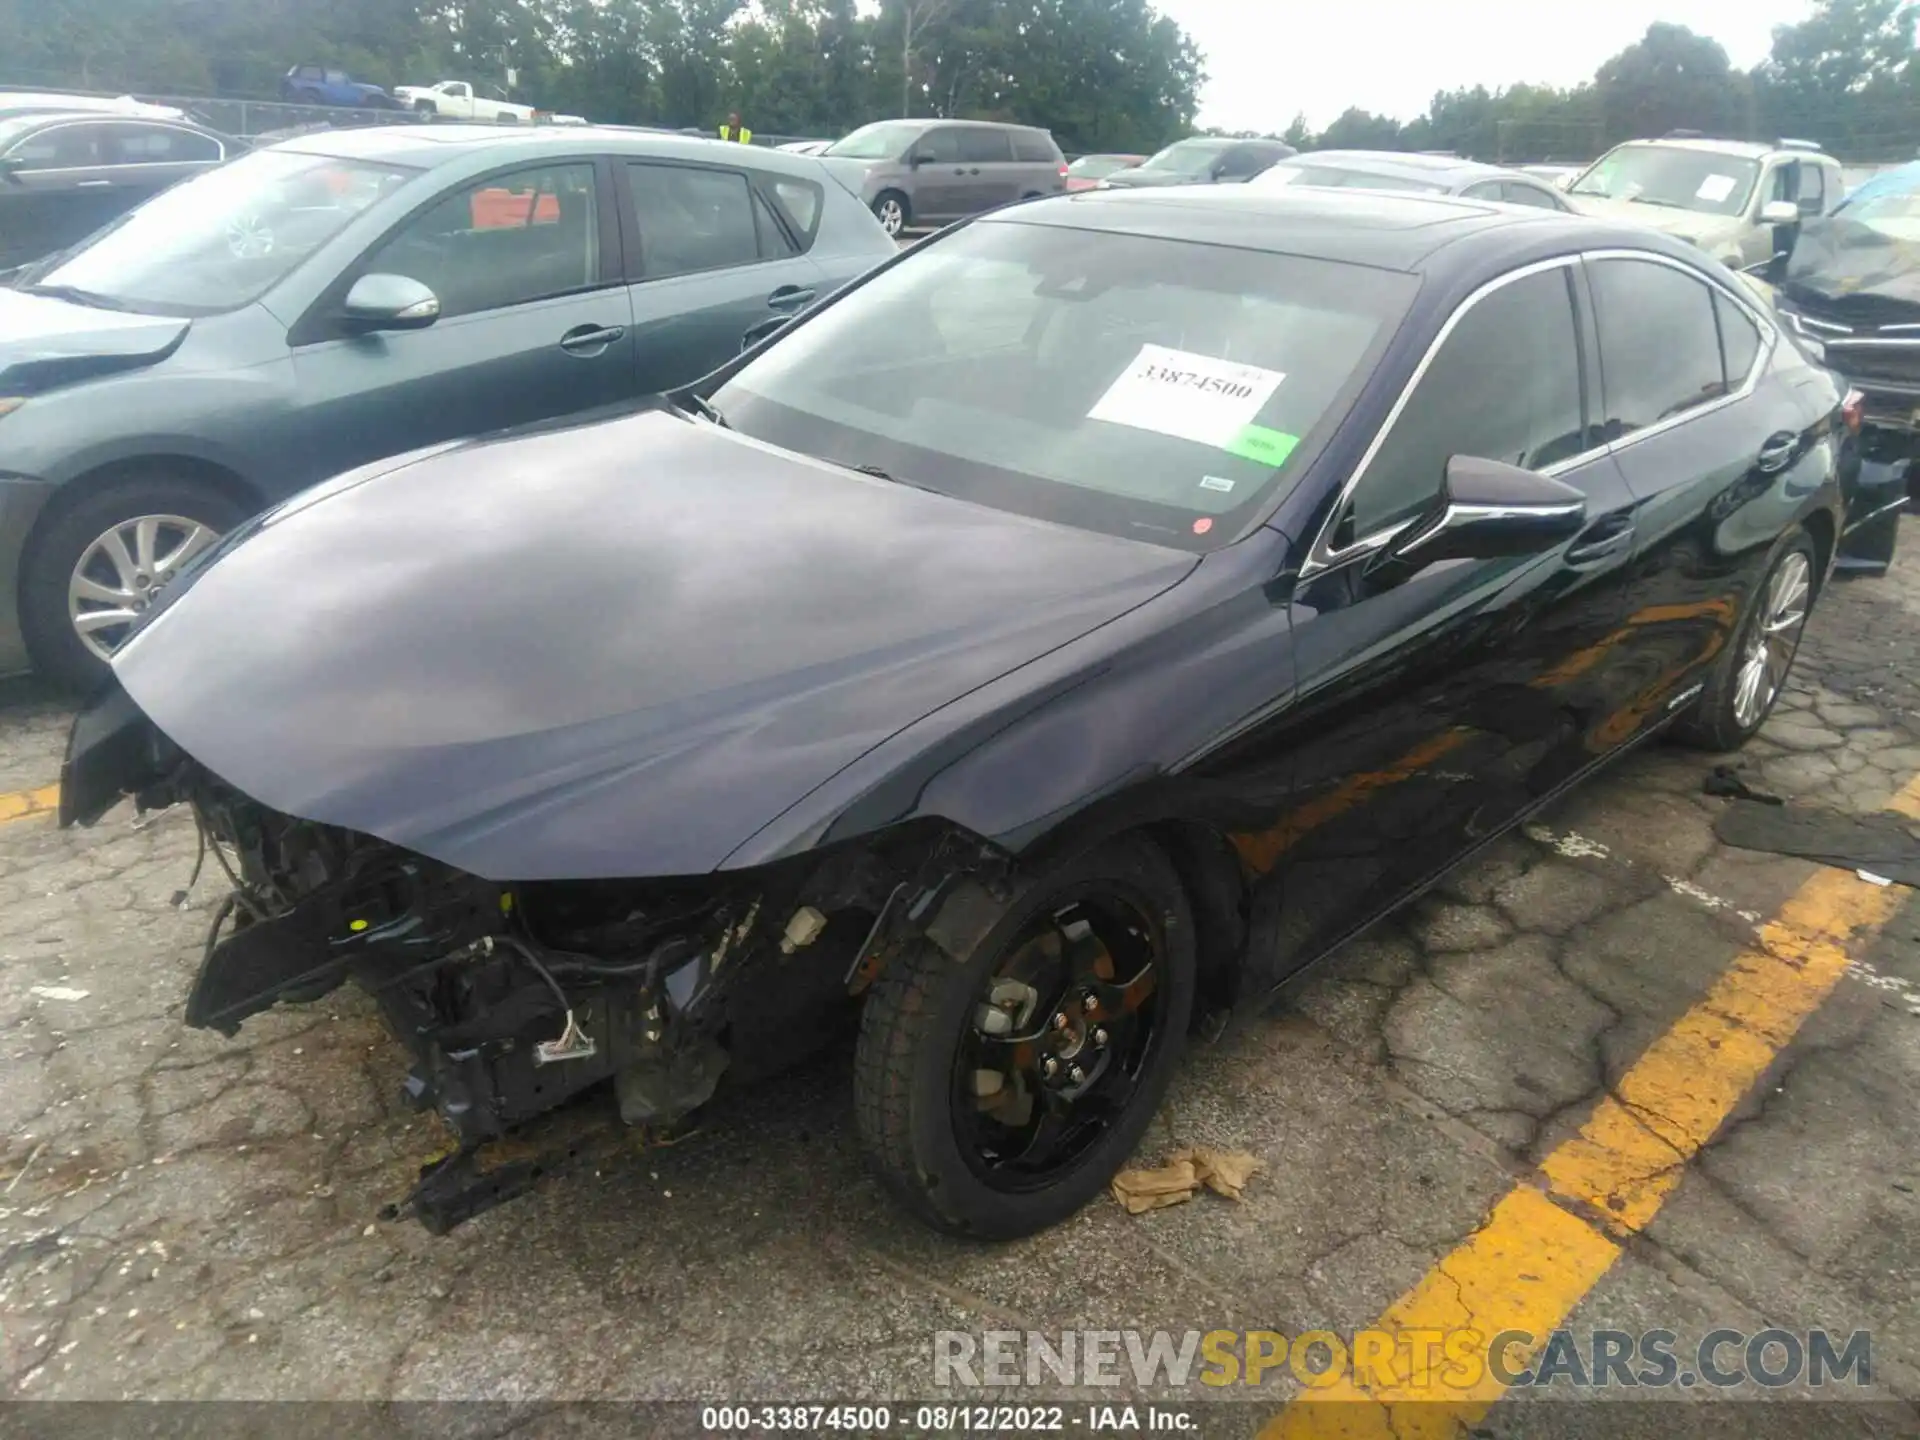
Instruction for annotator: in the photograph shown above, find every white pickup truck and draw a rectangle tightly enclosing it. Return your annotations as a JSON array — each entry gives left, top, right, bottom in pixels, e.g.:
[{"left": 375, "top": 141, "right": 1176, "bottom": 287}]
[{"left": 392, "top": 80, "right": 539, "bottom": 123}]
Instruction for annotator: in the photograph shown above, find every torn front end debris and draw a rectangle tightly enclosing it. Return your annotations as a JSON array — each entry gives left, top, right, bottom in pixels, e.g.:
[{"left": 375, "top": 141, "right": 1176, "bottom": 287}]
[{"left": 61, "top": 680, "right": 1015, "bottom": 1233}]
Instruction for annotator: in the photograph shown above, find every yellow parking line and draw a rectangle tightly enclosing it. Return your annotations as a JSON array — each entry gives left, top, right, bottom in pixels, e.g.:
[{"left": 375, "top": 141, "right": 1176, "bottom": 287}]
[
  {"left": 1266, "top": 771, "right": 1920, "bottom": 1438},
  {"left": 0, "top": 783, "right": 60, "bottom": 826}
]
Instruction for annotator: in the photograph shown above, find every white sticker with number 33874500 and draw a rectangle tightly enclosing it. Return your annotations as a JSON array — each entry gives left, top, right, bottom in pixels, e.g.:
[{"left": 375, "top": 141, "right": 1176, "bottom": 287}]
[{"left": 1087, "top": 344, "right": 1286, "bottom": 448}]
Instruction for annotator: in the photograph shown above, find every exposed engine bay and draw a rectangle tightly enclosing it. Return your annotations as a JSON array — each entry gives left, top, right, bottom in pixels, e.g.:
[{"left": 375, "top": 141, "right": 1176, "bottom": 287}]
[{"left": 63, "top": 682, "right": 1016, "bottom": 1233}]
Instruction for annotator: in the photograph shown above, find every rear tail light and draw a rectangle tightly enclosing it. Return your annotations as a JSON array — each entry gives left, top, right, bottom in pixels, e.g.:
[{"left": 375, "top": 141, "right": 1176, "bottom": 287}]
[
  {"left": 1058, "top": 164, "right": 1069, "bottom": 177},
  {"left": 1842, "top": 388, "right": 1864, "bottom": 434}
]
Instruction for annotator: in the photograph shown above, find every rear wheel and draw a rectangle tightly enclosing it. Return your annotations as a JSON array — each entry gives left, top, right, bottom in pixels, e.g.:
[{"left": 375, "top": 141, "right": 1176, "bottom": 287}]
[
  {"left": 20, "top": 474, "right": 247, "bottom": 692},
  {"left": 1672, "top": 530, "right": 1816, "bottom": 751},
  {"left": 854, "top": 836, "right": 1195, "bottom": 1238},
  {"left": 413, "top": 99, "right": 438, "bottom": 116},
  {"left": 872, "top": 191, "right": 909, "bottom": 237}
]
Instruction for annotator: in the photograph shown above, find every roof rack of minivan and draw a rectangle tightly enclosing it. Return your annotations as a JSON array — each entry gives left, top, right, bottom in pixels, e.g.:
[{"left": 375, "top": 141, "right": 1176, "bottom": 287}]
[
  {"left": 1776, "top": 137, "right": 1823, "bottom": 152},
  {"left": 1662, "top": 129, "right": 1707, "bottom": 139}
]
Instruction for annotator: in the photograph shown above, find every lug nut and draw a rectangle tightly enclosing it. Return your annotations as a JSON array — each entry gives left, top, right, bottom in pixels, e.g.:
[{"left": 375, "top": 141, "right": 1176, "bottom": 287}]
[
  {"left": 1092, "top": 1027, "right": 1109, "bottom": 1048},
  {"left": 1068, "top": 1063, "right": 1086, "bottom": 1084},
  {"left": 1082, "top": 992, "right": 1099, "bottom": 1014},
  {"left": 1041, "top": 1056, "right": 1060, "bottom": 1079},
  {"left": 1053, "top": 1012, "right": 1071, "bottom": 1031}
]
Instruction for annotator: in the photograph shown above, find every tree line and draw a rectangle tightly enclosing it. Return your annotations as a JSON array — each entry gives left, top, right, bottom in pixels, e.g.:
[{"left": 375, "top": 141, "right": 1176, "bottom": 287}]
[
  {"left": 1, "top": 0, "right": 1916, "bottom": 162},
  {"left": 0, "top": 0, "right": 1205, "bottom": 154},
  {"left": 1271, "top": 1, "right": 1920, "bottom": 165}
]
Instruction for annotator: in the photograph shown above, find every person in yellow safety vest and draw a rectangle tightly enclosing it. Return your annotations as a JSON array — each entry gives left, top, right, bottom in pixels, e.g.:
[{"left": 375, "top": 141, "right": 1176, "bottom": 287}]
[{"left": 719, "top": 112, "right": 752, "bottom": 144}]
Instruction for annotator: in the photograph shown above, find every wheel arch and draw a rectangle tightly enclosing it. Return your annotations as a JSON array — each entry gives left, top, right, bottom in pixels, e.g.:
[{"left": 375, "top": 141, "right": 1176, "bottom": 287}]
[
  {"left": 1800, "top": 504, "right": 1836, "bottom": 593},
  {"left": 24, "top": 454, "right": 263, "bottom": 548},
  {"left": 18, "top": 454, "right": 263, "bottom": 620}
]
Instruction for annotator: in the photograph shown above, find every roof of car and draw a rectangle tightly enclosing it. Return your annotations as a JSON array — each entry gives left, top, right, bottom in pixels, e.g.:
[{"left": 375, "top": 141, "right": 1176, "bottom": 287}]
[
  {"left": 995, "top": 184, "right": 1686, "bottom": 274},
  {"left": 0, "top": 93, "right": 187, "bottom": 120},
  {"left": 1280, "top": 150, "right": 1542, "bottom": 186},
  {"left": 890, "top": 117, "right": 1052, "bottom": 133},
  {"left": 270, "top": 122, "right": 840, "bottom": 175},
  {"left": 1612, "top": 136, "right": 1833, "bottom": 162}
]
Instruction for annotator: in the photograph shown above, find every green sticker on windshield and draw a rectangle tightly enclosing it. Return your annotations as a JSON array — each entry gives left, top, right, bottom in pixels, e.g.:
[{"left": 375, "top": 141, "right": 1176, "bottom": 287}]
[{"left": 1222, "top": 424, "right": 1300, "bottom": 467}]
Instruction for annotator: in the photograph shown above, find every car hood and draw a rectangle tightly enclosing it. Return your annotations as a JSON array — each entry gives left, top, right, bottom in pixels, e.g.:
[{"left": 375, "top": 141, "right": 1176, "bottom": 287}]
[
  {"left": 1100, "top": 170, "right": 1205, "bottom": 189},
  {"left": 815, "top": 155, "right": 880, "bottom": 195},
  {"left": 0, "top": 288, "right": 190, "bottom": 394},
  {"left": 110, "top": 405, "right": 1197, "bottom": 881},
  {"left": 1563, "top": 194, "right": 1740, "bottom": 247},
  {"left": 1778, "top": 215, "right": 1920, "bottom": 320}
]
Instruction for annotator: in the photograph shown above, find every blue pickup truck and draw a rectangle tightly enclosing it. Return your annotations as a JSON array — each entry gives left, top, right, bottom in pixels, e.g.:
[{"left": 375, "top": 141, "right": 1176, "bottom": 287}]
[{"left": 279, "top": 65, "right": 403, "bottom": 109}]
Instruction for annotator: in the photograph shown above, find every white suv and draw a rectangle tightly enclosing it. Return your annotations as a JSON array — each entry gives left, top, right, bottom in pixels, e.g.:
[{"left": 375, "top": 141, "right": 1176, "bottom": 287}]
[{"left": 1564, "top": 134, "right": 1844, "bottom": 269}]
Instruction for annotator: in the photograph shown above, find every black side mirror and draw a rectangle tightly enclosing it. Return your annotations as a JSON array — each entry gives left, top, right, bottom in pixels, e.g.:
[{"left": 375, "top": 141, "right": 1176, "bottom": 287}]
[
  {"left": 907, "top": 151, "right": 929, "bottom": 168},
  {"left": 1374, "top": 455, "right": 1587, "bottom": 578},
  {"left": 0, "top": 156, "right": 23, "bottom": 183}
]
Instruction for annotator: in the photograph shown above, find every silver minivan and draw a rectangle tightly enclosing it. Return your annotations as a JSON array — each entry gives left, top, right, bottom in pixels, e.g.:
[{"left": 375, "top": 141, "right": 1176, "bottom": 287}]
[{"left": 818, "top": 119, "right": 1068, "bottom": 236}]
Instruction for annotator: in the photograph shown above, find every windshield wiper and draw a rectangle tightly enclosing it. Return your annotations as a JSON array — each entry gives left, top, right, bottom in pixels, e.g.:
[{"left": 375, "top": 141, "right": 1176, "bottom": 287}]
[
  {"left": 846, "top": 462, "right": 939, "bottom": 494},
  {"left": 675, "top": 392, "right": 730, "bottom": 428},
  {"left": 24, "top": 283, "right": 133, "bottom": 312},
  {"left": 1625, "top": 196, "right": 1689, "bottom": 210}
]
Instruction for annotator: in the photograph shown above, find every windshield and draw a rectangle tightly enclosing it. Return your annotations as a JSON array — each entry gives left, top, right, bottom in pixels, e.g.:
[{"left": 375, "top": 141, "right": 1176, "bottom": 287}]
[
  {"left": 1570, "top": 144, "right": 1759, "bottom": 217},
  {"left": 23, "top": 148, "right": 417, "bottom": 315},
  {"left": 1256, "top": 162, "right": 1450, "bottom": 195},
  {"left": 712, "top": 219, "right": 1416, "bottom": 551},
  {"left": 825, "top": 122, "right": 924, "bottom": 160},
  {"left": 0, "top": 116, "right": 40, "bottom": 151},
  {"left": 1137, "top": 139, "right": 1234, "bottom": 177},
  {"left": 1068, "top": 155, "right": 1139, "bottom": 179}
]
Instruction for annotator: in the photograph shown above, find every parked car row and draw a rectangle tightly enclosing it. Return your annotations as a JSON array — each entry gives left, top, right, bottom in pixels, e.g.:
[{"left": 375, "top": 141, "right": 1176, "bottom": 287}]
[
  {"left": 0, "top": 123, "right": 898, "bottom": 686},
  {"left": 59, "top": 178, "right": 1873, "bottom": 1244},
  {"left": 0, "top": 108, "right": 241, "bottom": 270}
]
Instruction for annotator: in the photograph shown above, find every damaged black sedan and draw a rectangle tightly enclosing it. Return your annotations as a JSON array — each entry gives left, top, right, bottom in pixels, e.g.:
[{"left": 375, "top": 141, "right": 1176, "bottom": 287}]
[{"left": 61, "top": 187, "right": 1850, "bottom": 1239}]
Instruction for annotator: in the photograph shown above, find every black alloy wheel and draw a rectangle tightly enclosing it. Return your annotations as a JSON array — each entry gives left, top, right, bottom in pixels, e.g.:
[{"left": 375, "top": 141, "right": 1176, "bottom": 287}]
[{"left": 854, "top": 835, "right": 1195, "bottom": 1238}]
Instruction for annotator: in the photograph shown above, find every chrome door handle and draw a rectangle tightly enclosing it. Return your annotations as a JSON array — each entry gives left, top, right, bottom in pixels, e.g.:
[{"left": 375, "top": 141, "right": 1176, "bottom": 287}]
[{"left": 1566, "top": 517, "right": 1635, "bottom": 567}]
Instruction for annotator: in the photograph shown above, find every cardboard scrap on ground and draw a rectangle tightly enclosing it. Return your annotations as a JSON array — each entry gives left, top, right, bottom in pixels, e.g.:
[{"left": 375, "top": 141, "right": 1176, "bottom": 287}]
[{"left": 1110, "top": 1146, "right": 1263, "bottom": 1215}]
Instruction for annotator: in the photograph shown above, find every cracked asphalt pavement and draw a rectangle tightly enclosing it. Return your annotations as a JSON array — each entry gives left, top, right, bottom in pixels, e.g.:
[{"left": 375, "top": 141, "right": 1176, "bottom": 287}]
[{"left": 2, "top": 524, "right": 1919, "bottom": 1433}]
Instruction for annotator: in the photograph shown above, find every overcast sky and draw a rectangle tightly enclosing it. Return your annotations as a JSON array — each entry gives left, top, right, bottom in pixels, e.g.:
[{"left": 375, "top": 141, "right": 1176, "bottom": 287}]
[{"left": 1163, "top": 0, "right": 1818, "bottom": 131}]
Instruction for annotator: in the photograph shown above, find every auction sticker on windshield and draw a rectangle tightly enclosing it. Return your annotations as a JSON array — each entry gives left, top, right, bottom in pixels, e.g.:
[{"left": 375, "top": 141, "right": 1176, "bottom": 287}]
[
  {"left": 1089, "top": 344, "right": 1286, "bottom": 449},
  {"left": 1696, "top": 174, "right": 1738, "bottom": 203}
]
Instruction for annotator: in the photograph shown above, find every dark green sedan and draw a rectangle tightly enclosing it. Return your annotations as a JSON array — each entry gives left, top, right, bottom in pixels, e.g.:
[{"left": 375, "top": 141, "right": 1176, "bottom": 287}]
[{"left": 0, "top": 123, "right": 896, "bottom": 687}]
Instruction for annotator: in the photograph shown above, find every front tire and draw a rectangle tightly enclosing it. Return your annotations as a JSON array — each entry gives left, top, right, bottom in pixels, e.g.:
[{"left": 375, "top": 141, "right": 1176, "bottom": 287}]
[
  {"left": 854, "top": 835, "right": 1195, "bottom": 1239},
  {"left": 872, "top": 191, "right": 909, "bottom": 237},
  {"left": 1672, "top": 529, "right": 1817, "bottom": 752},
  {"left": 20, "top": 475, "right": 247, "bottom": 692}
]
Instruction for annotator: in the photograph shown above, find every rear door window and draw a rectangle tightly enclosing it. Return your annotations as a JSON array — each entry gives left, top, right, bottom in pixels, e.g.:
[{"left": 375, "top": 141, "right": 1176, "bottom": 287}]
[
  {"left": 1011, "top": 131, "right": 1058, "bottom": 163},
  {"left": 108, "top": 124, "right": 222, "bottom": 165},
  {"left": 957, "top": 129, "right": 1013, "bottom": 164},
  {"left": 1348, "top": 266, "right": 1587, "bottom": 539},
  {"left": 1588, "top": 257, "right": 1729, "bottom": 438},
  {"left": 626, "top": 161, "right": 762, "bottom": 278}
]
